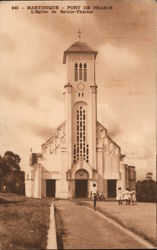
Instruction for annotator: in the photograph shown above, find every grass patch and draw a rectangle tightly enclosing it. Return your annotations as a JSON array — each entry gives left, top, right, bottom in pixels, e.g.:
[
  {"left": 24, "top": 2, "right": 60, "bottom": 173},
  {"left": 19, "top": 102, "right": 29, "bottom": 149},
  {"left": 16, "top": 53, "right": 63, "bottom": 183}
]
[
  {"left": 0, "top": 192, "right": 51, "bottom": 249},
  {"left": 97, "top": 207, "right": 157, "bottom": 247},
  {"left": 75, "top": 200, "right": 157, "bottom": 247}
]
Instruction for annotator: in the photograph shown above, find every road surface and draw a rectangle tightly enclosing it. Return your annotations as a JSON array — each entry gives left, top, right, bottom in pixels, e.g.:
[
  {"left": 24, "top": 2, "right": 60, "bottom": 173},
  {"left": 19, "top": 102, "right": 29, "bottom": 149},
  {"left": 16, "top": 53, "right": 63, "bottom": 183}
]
[{"left": 55, "top": 200, "right": 149, "bottom": 249}]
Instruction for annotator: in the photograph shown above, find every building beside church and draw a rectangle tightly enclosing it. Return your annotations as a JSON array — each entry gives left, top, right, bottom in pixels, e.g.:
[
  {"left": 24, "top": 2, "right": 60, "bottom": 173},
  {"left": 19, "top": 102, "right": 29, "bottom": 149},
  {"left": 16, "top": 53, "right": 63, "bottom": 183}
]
[{"left": 25, "top": 39, "right": 136, "bottom": 199}]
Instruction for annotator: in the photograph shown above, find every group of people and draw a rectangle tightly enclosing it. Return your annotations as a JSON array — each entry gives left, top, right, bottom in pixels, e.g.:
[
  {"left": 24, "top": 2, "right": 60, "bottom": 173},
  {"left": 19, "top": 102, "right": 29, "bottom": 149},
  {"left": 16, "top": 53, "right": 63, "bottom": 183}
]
[
  {"left": 91, "top": 187, "right": 137, "bottom": 210},
  {"left": 116, "top": 187, "right": 137, "bottom": 205},
  {"left": 90, "top": 191, "right": 105, "bottom": 201}
]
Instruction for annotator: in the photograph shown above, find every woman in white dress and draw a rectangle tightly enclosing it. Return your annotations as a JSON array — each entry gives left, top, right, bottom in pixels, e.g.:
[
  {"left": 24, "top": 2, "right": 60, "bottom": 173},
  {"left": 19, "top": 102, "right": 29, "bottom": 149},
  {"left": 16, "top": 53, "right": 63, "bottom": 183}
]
[
  {"left": 131, "top": 188, "right": 137, "bottom": 205},
  {"left": 123, "top": 188, "right": 130, "bottom": 205},
  {"left": 116, "top": 187, "right": 123, "bottom": 205}
]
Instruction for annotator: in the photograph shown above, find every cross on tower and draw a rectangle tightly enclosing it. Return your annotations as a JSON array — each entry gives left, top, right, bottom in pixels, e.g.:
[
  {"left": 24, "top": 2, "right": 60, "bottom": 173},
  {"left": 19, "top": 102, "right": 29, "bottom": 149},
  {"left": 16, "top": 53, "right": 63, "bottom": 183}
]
[{"left": 77, "top": 29, "right": 82, "bottom": 41}]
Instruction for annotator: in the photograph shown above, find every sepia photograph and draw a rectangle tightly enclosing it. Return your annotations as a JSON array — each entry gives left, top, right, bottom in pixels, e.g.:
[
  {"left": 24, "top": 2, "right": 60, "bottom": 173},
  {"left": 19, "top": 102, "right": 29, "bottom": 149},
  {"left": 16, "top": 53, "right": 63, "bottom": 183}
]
[{"left": 0, "top": 0, "right": 156, "bottom": 249}]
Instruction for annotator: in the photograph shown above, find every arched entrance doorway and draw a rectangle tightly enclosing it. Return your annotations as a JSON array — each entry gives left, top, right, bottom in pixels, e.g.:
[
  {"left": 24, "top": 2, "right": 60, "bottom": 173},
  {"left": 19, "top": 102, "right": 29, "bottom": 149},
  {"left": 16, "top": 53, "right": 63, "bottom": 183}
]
[{"left": 75, "top": 169, "right": 89, "bottom": 198}]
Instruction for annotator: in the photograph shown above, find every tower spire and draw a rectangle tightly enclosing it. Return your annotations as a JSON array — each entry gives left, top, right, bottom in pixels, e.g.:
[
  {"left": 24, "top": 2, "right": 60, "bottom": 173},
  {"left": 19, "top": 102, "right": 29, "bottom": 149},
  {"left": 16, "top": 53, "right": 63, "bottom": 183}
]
[{"left": 77, "top": 29, "right": 81, "bottom": 41}]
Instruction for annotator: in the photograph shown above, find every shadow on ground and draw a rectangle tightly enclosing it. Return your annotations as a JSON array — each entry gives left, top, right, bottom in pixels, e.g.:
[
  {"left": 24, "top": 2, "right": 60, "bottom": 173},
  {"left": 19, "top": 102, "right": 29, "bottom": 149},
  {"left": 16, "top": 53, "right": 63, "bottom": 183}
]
[{"left": 0, "top": 197, "right": 23, "bottom": 205}]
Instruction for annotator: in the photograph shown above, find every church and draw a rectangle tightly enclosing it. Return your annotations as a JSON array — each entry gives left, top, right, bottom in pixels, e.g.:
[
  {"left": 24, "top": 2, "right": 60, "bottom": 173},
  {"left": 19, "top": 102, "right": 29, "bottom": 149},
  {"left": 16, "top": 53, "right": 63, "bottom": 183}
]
[{"left": 25, "top": 36, "right": 136, "bottom": 199}]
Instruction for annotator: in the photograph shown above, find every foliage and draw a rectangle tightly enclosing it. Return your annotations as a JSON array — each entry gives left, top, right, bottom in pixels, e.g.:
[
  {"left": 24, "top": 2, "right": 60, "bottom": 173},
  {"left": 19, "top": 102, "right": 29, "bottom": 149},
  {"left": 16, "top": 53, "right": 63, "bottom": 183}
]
[
  {"left": 0, "top": 151, "right": 25, "bottom": 194},
  {"left": 0, "top": 151, "right": 21, "bottom": 172},
  {"left": 145, "top": 172, "right": 153, "bottom": 180},
  {"left": 136, "top": 179, "right": 157, "bottom": 202},
  {"left": 0, "top": 193, "right": 50, "bottom": 250}
]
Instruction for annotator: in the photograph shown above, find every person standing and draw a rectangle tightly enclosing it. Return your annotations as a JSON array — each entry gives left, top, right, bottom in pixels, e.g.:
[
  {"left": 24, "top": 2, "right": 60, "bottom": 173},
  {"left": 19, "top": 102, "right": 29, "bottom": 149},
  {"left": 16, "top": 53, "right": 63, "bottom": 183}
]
[
  {"left": 116, "top": 187, "right": 123, "bottom": 205},
  {"left": 131, "top": 188, "right": 137, "bottom": 205},
  {"left": 90, "top": 191, "right": 93, "bottom": 200},
  {"left": 123, "top": 188, "right": 129, "bottom": 205},
  {"left": 93, "top": 192, "right": 97, "bottom": 210},
  {"left": 128, "top": 189, "right": 132, "bottom": 205}
]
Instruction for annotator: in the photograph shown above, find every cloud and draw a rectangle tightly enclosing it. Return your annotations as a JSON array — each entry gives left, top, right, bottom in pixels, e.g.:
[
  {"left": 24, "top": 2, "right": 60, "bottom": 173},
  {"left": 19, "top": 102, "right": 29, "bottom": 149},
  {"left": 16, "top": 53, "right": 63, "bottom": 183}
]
[
  {"left": 0, "top": 0, "right": 155, "bottom": 180},
  {"left": 108, "top": 124, "right": 123, "bottom": 138},
  {"left": 22, "top": 122, "right": 55, "bottom": 140},
  {"left": 134, "top": 146, "right": 154, "bottom": 160},
  {"left": 99, "top": 44, "right": 140, "bottom": 70}
]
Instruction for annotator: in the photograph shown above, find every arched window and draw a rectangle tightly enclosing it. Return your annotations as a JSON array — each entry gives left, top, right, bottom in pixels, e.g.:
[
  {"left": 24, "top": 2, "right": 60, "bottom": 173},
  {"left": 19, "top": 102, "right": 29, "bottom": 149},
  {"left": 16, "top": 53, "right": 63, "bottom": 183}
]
[
  {"left": 75, "top": 63, "right": 78, "bottom": 81},
  {"left": 84, "top": 63, "right": 87, "bottom": 81},
  {"left": 79, "top": 63, "right": 82, "bottom": 80}
]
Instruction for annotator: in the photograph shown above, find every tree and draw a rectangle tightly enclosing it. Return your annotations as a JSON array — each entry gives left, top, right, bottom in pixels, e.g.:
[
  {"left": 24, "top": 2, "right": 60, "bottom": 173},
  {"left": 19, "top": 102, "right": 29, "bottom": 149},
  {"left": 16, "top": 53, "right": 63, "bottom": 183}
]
[
  {"left": 0, "top": 151, "right": 25, "bottom": 194},
  {"left": 2, "top": 151, "right": 21, "bottom": 171},
  {"left": 146, "top": 172, "right": 153, "bottom": 181},
  {"left": 136, "top": 179, "right": 157, "bottom": 202}
]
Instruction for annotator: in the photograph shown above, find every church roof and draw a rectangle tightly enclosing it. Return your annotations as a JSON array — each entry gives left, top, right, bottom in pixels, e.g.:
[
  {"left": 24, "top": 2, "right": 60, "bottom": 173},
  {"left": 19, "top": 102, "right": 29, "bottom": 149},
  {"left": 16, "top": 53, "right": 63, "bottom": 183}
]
[{"left": 63, "top": 41, "right": 97, "bottom": 64}]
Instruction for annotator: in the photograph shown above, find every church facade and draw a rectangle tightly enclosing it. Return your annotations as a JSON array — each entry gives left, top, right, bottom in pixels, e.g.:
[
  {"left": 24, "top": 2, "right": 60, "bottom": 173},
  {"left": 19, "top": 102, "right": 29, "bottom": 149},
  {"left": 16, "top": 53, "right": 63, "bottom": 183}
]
[{"left": 25, "top": 40, "right": 136, "bottom": 199}]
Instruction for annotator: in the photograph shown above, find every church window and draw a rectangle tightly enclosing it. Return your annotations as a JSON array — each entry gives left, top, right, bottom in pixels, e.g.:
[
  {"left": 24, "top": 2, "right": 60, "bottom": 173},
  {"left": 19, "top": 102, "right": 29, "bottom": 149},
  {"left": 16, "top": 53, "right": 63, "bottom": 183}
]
[
  {"left": 84, "top": 63, "right": 87, "bottom": 81},
  {"left": 78, "top": 93, "right": 80, "bottom": 97},
  {"left": 82, "top": 93, "right": 84, "bottom": 97},
  {"left": 79, "top": 63, "right": 82, "bottom": 80},
  {"left": 86, "top": 144, "right": 89, "bottom": 160},
  {"left": 73, "top": 144, "right": 76, "bottom": 162},
  {"left": 75, "top": 63, "right": 78, "bottom": 81},
  {"left": 74, "top": 106, "right": 88, "bottom": 163}
]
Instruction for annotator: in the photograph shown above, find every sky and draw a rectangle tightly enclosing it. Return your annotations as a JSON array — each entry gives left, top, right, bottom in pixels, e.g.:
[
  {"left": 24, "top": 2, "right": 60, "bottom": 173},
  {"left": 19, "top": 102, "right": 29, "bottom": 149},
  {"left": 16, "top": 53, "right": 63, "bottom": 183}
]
[{"left": 0, "top": 0, "right": 156, "bottom": 180}]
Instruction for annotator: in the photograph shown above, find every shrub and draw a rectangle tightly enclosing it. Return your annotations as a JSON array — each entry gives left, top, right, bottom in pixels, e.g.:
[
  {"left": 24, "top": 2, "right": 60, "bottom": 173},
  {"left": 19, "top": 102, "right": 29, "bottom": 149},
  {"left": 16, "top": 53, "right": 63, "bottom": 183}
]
[{"left": 136, "top": 180, "right": 157, "bottom": 202}]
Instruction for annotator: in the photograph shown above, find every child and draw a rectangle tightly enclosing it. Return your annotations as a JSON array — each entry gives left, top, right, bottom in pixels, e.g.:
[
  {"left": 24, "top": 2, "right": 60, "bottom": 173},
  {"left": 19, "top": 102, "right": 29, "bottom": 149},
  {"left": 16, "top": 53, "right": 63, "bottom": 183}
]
[
  {"left": 128, "top": 189, "right": 132, "bottom": 205},
  {"left": 116, "top": 187, "right": 123, "bottom": 205},
  {"left": 123, "top": 188, "right": 130, "bottom": 205}
]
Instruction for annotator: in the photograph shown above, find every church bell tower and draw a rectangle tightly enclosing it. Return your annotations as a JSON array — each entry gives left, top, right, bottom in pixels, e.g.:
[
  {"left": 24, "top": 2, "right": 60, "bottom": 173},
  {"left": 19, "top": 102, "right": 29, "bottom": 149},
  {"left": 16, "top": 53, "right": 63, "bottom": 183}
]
[{"left": 63, "top": 34, "right": 98, "bottom": 172}]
